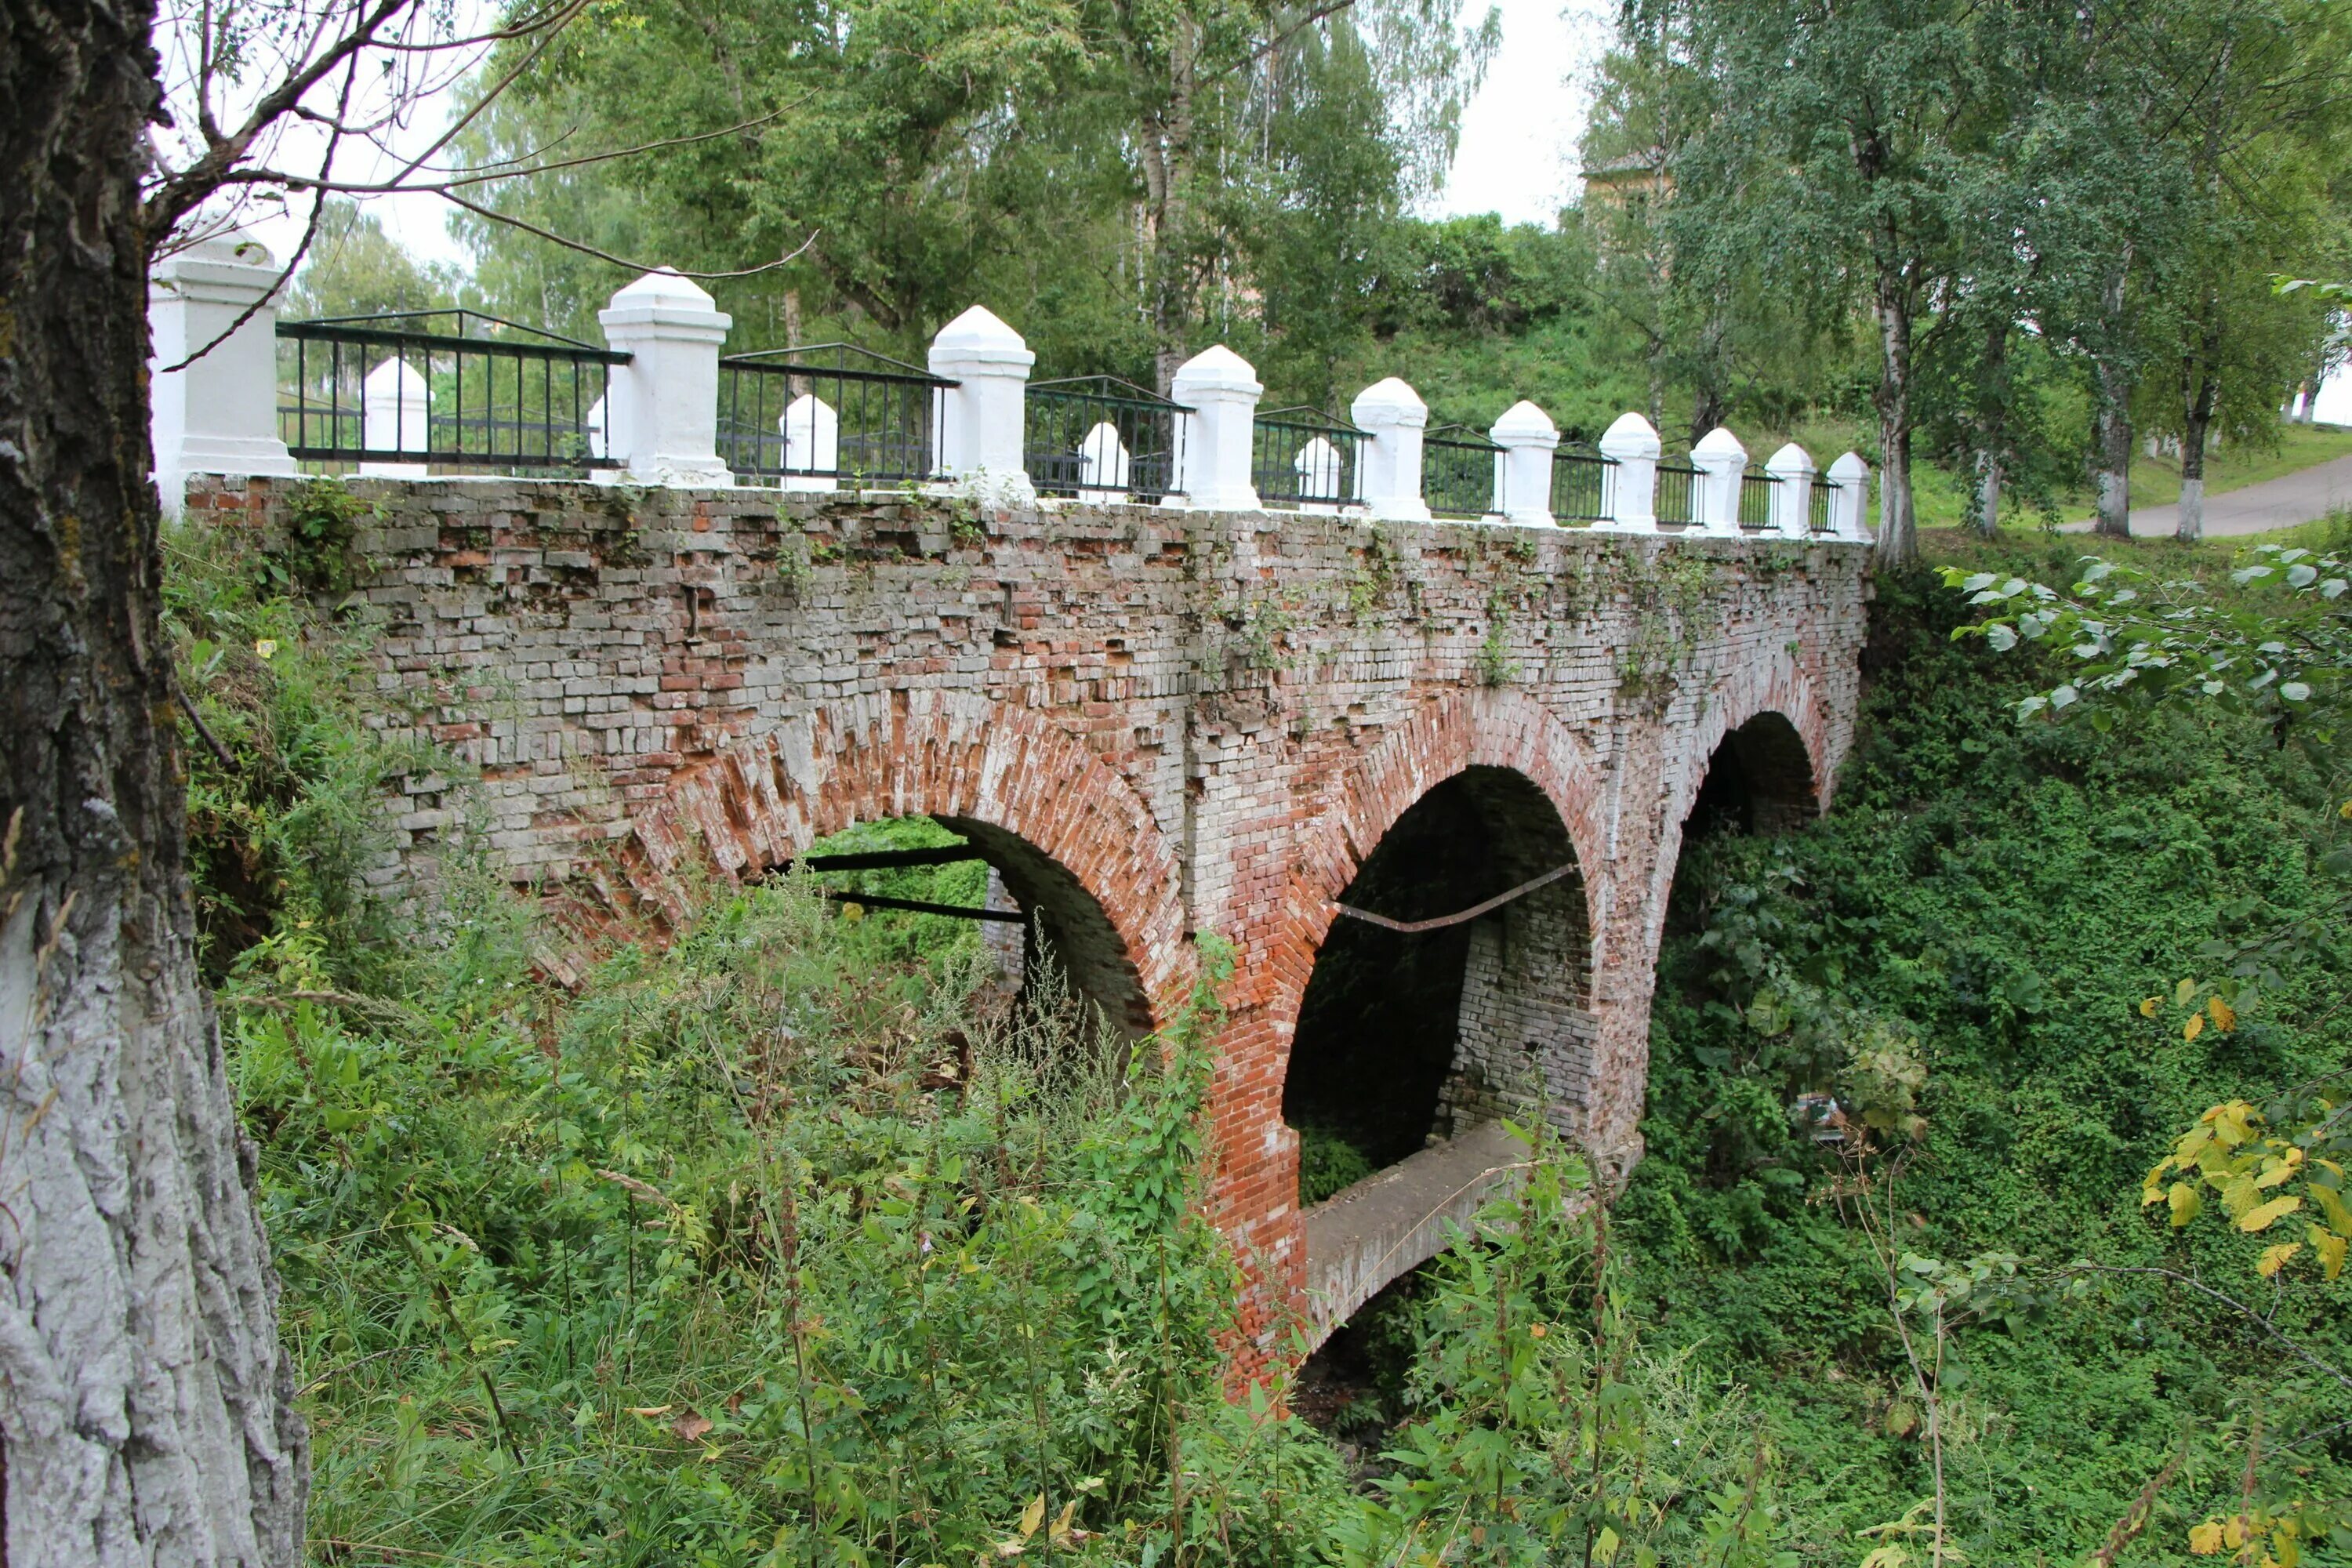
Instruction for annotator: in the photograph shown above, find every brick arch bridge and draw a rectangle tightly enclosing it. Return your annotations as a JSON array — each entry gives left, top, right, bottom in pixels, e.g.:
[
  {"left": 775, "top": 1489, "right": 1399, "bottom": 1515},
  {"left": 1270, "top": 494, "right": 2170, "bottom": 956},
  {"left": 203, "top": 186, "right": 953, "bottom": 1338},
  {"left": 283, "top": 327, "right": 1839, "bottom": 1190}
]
[{"left": 191, "top": 475, "right": 1870, "bottom": 1372}]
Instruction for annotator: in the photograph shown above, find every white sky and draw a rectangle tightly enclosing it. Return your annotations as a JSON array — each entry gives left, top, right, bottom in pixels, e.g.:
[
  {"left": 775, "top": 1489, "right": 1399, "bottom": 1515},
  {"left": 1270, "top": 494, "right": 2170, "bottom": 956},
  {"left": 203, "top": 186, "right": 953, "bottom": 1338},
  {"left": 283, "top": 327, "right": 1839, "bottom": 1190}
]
[{"left": 1432, "top": 0, "right": 1605, "bottom": 227}]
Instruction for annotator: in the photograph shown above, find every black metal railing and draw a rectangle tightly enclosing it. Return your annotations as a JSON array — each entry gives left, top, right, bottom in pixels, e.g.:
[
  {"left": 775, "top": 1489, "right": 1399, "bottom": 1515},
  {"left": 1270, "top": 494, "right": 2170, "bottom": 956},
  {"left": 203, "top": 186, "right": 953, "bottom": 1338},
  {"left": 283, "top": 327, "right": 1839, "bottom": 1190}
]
[
  {"left": 717, "top": 343, "right": 951, "bottom": 486},
  {"left": 1654, "top": 459, "right": 1701, "bottom": 526},
  {"left": 277, "top": 310, "right": 627, "bottom": 474},
  {"left": 1739, "top": 466, "right": 1781, "bottom": 529},
  {"left": 1421, "top": 424, "right": 1502, "bottom": 518},
  {"left": 1023, "top": 376, "right": 1189, "bottom": 503},
  {"left": 1550, "top": 445, "right": 1617, "bottom": 523},
  {"left": 1809, "top": 477, "right": 1839, "bottom": 534},
  {"left": 1253, "top": 407, "right": 1364, "bottom": 508}
]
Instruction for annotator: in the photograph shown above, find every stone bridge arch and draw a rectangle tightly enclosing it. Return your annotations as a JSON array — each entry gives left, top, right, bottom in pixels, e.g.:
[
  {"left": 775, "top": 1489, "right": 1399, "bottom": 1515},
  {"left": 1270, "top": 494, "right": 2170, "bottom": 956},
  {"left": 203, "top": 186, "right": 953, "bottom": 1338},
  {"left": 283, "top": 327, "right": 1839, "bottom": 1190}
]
[
  {"left": 1646, "top": 652, "right": 1843, "bottom": 951},
  {"left": 1216, "top": 689, "right": 1613, "bottom": 1344},
  {"left": 612, "top": 693, "right": 1192, "bottom": 1033}
]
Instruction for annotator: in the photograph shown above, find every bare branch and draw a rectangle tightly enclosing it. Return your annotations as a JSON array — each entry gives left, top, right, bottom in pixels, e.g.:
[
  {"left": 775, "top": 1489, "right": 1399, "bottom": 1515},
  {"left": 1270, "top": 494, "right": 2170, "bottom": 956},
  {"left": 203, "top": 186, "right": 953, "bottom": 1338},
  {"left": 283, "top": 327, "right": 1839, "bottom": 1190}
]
[{"left": 442, "top": 191, "right": 820, "bottom": 281}]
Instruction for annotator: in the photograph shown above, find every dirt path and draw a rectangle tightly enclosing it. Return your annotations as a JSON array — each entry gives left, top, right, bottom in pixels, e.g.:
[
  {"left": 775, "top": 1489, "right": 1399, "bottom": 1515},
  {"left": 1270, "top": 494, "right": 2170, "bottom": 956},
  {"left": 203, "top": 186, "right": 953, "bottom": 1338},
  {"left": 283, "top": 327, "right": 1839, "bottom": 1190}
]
[{"left": 2063, "top": 452, "right": 2352, "bottom": 537}]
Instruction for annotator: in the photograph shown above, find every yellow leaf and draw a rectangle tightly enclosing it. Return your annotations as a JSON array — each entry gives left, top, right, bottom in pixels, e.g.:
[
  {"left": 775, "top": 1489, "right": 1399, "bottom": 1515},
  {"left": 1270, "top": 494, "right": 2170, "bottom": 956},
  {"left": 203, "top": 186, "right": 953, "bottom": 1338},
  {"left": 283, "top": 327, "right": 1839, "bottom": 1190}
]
[
  {"left": 2256, "top": 1160, "right": 2298, "bottom": 1190},
  {"left": 2169, "top": 1183, "right": 2201, "bottom": 1228},
  {"left": 2311, "top": 1225, "right": 2347, "bottom": 1281},
  {"left": 2176, "top": 978, "right": 2198, "bottom": 1007},
  {"left": 2189, "top": 1519, "right": 2226, "bottom": 1555},
  {"left": 2222, "top": 1174, "right": 2262, "bottom": 1220},
  {"left": 2140, "top": 996, "right": 2160, "bottom": 1018},
  {"left": 2310, "top": 1184, "right": 2352, "bottom": 1236},
  {"left": 1595, "top": 1525, "right": 1621, "bottom": 1564},
  {"left": 1049, "top": 1499, "right": 1078, "bottom": 1547},
  {"left": 2184, "top": 1012, "right": 2205, "bottom": 1042},
  {"left": 1018, "top": 1494, "right": 1045, "bottom": 1540},
  {"left": 2208, "top": 995, "right": 2237, "bottom": 1033},
  {"left": 2257, "top": 1242, "right": 2302, "bottom": 1277},
  {"left": 2238, "top": 1195, "right": 2303, "bottom": 1232}
]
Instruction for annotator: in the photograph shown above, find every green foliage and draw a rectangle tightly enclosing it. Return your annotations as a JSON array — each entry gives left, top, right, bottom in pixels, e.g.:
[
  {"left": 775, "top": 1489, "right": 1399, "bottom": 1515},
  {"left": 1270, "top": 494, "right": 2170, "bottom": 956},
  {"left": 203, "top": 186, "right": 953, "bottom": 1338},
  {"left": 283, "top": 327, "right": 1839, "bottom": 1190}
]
[
  {"left": 164, "top": 516, "right": 418, "bottom": 983},
  {"left": 1334, "top": 1136, "right": 1795, "bottom": 1566},
  {"left": 1947, "top": 542, "right": 2351, "bottom": 752},
  {"left": 1295, "top": 1123, "right": 1376, "bottom": 1207},
  {"left": 1622, "top": 533, "right": 2352, "bottom": 1562}
]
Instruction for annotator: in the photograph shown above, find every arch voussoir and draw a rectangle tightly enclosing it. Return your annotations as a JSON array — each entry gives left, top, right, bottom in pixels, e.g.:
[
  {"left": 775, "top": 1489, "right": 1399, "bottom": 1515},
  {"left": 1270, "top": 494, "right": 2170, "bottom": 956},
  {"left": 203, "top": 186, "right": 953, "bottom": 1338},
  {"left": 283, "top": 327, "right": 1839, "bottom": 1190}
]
[{"left": 614, "top": 700, "right": 1191, "bottom": 1029}]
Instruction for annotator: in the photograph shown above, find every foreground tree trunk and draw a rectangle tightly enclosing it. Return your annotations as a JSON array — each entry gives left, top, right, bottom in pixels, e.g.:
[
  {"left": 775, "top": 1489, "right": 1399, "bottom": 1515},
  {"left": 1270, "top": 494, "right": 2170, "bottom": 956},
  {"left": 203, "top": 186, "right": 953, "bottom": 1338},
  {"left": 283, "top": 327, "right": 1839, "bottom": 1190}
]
[{"left": 0, "top": 3, "right": 308, "bottom": 1563}]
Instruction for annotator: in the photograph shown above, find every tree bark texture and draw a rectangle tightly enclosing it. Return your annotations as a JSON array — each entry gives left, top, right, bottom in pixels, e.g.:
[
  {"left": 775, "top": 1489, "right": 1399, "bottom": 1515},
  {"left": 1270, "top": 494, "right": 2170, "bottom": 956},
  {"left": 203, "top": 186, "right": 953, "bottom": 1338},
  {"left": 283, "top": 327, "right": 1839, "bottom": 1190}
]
[
  {"left": 1871, "top": 257, "right": 1918, "bottom": 568},
  {"left": 0, "top": 3, "right": 308, "bottom": 1563}
]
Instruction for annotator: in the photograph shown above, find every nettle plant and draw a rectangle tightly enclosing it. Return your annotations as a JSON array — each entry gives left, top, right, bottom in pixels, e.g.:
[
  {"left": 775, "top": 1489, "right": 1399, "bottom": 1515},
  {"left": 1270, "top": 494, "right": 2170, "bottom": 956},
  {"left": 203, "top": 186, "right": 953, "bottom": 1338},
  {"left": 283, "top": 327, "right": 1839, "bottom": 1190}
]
[{"left": 1941, "top": 545, "right": 2348, "bottom": 741}]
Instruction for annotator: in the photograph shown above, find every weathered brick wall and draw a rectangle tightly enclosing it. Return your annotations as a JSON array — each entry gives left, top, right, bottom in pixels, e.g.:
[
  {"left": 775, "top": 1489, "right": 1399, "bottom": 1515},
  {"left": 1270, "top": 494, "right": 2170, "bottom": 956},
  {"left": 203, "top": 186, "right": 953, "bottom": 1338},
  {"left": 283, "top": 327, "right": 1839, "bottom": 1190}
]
[{"left": 185, "top": 473, "right": 1871, "bottom": 1371}]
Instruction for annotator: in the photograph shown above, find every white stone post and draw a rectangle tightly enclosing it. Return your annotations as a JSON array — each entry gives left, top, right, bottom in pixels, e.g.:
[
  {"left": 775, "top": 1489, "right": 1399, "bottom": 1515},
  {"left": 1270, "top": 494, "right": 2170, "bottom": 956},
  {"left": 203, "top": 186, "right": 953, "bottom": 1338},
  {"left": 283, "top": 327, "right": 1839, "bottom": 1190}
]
[
  {"left": 1765, "top": 441, "right": 1816, "bottom": 538},
  {"left": 1171, "top": 344, "right": 1263, "bottom": 511},
  {"left": 1597, "top": 411, "right": 1662, "bottom": 532},
  {"left": 1350, "top": 376, "right": 1431, "bottom": 521},
  {"left": 597, "top": 270, "right": 731, "bottom": 486},
  {"left": 1828, "top": 451, "right": 1871, "bottom": 539},
  {"left": 148, "top": 235, "right": 297, "bottom": 513},
  {"left": 1690, "top": 425, "right": 1748, "bottom": 535},
  {"left": 1490, "top": 401, "right": 1560, "bottom": 527},
  {"left": 360, "top": 358, "right": 431, "bottom": 478},
  {"left": 782, "top": 392, "right": 840, "bottom": 493},
  {"left": 928, "top": 304, "right": 1036, "bottom": 503},
  {"left": 1078, "top": 421, "right": 1132, "bottom": 503}
]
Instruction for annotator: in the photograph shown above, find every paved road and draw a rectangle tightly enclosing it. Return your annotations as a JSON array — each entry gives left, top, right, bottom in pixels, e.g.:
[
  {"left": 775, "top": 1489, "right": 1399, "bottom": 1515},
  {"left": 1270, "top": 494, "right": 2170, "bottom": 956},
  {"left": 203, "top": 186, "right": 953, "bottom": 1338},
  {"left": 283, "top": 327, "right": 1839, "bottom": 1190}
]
[{"left": 2061, "top": 452, "right": 2352, "bottom": 537}]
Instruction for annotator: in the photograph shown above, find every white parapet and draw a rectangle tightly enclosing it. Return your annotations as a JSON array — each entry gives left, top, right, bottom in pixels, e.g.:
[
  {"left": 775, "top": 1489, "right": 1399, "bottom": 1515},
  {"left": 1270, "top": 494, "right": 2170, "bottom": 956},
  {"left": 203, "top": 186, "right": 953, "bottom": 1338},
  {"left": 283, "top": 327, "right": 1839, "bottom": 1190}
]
[
  {"left": 1490, "top": 401, "right": 1560, "bottom": 527},
  {"left": 929, "top": 305, "right": 1036, "bottom": 503},
  {"left": 1690, "top": 425, "right": 1748, "bottom": 535},
  {"left": 1765, "top": 441, "right": 1816, "bottom": 538},
  {"left": 1597, "top": 411, "right": 1662, "bottom": 532},
  {"left": 1350, "top": 376, "right": 1432, "bottom": 521},
  {"left": 1171, "top": 344, "right": 1263, "bottom": 511},
  {"left": 598, "top": 270, "right": 732, "bottom": 486},
  {"left": 360, "top": 358, "right": 430, "bottom": 478},
  {"left": 1828, "top": 451, "right": 1871, "bottom": 540},
  {"left": 149, "top": 235, "right": 298, "bottom": 512}
]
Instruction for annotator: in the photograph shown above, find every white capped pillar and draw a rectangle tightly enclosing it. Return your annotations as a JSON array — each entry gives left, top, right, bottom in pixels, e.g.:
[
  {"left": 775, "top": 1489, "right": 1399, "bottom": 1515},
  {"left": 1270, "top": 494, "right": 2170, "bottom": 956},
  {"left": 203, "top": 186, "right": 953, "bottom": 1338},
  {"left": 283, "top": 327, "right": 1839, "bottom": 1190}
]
[
  {"left": 597, "top": 270, "right": 732, "bottom": 486},
  {"left": 149, "top": 235, "right": 298, "bottom": 513},
  {"left": 1828, "top": 451, "right": 1871, "bottom": 539},
  {"left": 1766, "top": 441, "right": 1816, "bottom": 538},
  {"left": 1597, "top": 412, "right": 1662, "bottom": 532},
  {"left": 1171, "top": 345, "right": 1263, "bottom": 511},
  {"left": 1350, "top": 376, "right": 1431, "bottom": 521},
  {"left": 1490, "top": 401, "right": 1560, "bottom": 527},
  {"left": 928, "top": 305, "right": 1035, "bottom": 503},
  {"left": 1690, "top": 426, "right": 1747, "bottom": 535},
  {"left": 360, "top": 358, "right": 430, "bottom": 478}
]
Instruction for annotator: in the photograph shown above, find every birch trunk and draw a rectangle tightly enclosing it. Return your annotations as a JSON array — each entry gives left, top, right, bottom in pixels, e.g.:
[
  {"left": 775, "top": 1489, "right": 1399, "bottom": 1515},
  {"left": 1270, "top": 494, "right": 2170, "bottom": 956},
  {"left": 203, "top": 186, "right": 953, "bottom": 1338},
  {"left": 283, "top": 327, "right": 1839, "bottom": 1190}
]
[
  {"left": 1871, "top": 260, "right": 1918, "bottom": 568},
  {"left": 0, "top": 2, "right": 308, "bottom": 1562},
  {"left": 2091, "top": 260, "right": 2135, "bottom": 539}
]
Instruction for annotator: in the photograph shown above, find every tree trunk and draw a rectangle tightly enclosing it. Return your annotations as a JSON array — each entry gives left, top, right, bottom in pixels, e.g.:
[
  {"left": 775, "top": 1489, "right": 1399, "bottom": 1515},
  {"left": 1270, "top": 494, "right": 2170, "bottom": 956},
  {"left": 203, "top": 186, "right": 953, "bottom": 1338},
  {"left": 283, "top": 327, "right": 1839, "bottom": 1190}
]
[
  {"left": 1971, "top": 317, "right": 2009, "bottom": 538},
  {"left": 0, "top": 4, "right": 307, "bottom": 1564},
  {"left": 2091, "top": 260, "right": 2134, "bottom": 538},
  {"left": 2176, "top": 353, "right": 2219, "bottom": 543},
  {"left": 1871, "top": 260, "right": 1918, "bottom": 568}
]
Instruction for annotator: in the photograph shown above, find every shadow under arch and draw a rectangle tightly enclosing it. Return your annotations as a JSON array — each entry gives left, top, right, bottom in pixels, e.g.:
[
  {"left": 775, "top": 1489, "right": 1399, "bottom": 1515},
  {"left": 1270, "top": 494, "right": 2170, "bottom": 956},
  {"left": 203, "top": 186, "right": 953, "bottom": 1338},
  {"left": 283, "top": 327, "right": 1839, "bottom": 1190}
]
[
  {"left": 1683, "top": 709, "right": 1820, "bottom": 841},
  {"left": 610, "top": 695, "right": 1187, "bottom": 1035},
  {"left": 1283, "top": 764, "right": 1594, "bottom": 1168}
]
